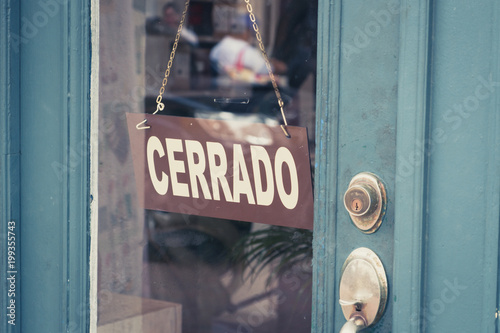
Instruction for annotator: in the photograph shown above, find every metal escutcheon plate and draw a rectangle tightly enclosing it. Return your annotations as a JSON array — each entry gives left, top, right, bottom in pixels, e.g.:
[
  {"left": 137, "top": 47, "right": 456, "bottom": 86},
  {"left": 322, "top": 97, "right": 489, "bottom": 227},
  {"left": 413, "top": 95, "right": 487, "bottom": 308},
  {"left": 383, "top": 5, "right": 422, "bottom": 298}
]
[
  {"left": 344, "top": 172, "right": 387, "bottom": 233},
  {"left": 339, "top": 247, "right": 388, "bottom": 327}
]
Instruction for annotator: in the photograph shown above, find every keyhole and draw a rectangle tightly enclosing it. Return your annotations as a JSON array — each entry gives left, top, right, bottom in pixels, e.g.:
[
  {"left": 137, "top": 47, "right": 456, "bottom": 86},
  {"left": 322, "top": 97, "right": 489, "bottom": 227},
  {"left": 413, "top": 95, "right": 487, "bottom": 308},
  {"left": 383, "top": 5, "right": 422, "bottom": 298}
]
[
  {"left": 355, "top": 303, "right": 362, "bottom": 312},
  {"left": 351, "top": 199, "right": 363, "bottom": 213}
]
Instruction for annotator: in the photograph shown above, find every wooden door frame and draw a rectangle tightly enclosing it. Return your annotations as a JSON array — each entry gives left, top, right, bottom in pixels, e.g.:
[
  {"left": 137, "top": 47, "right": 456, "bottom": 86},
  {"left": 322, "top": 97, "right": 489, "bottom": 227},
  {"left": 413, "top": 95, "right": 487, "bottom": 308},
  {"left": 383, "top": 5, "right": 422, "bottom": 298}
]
[
  {"left": 313, "top": 0, "right": 500, "bottom": 332},
  {"left": 312, "top": 0, "right": 431, "bottom": 331},
  {"left": 1, "top": 1, "right": 22, "bottom": 331},
  {"left": 1, "top": 1, "right": 94, "bottom": 332}
]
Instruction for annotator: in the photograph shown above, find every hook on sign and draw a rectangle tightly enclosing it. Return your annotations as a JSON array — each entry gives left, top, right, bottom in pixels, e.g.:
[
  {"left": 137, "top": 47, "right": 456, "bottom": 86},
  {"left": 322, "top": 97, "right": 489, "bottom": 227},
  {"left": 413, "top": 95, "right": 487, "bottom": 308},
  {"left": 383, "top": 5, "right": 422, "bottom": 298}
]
[{"left": 136, "top": 119, "right": 150, "bottom": 130}]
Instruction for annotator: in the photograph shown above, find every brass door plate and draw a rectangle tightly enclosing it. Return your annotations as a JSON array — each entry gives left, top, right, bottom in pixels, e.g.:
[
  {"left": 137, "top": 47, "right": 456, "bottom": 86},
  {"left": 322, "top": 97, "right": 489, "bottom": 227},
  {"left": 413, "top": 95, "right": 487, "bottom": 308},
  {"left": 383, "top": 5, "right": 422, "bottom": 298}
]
[
  {"left": 343, "top": 172, "right": 387, "bottom": 233},
  {"left": 339, "top": 247, "right": 388, "bottom": 327}
]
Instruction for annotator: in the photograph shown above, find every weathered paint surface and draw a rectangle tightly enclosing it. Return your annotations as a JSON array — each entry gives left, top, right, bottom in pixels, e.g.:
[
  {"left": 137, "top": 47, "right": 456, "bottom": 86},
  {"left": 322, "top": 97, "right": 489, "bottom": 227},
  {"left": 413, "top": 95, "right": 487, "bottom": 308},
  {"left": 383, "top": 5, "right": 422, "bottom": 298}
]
[
  {"left": 314, "top": 0, "right": 399, "bottom": 331},
  {"left": 424, "top": 1, "right": 500, "bottom": 331},
  {"left": 1, "top": 1, "right": 21, "bottom": 332},
  {"left": 313, "top": 0, "right": 500, "bottom": 332},
  {"left": 14, "top": 1, "right": 91, "bottom": 332}
]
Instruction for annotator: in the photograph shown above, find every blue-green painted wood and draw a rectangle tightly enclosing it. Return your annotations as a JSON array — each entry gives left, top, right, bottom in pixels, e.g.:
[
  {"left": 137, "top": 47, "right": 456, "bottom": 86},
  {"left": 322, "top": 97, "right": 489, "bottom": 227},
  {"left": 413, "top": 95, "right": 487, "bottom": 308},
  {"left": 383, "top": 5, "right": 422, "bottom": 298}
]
[
  {"left": 334, "top": 1, "right": 399, "bottom": 331},
  {"left": 314, "top": 0, "right": 400, "bottom": 331},
  {"left": 392, "top": 0, "right": 431, "bottom": 331},
  {"left": 334, "top": 1, "right": 400, "bottom": 331},
  {"left": 19, "top": 1, "right": 91, "bottom": 332},
  {"left": 315, "top": 1, "right": 500, "bottom": 332},
  {"left": 1, "top": 1, "right": 21, "bottom": 332},
  {"left": 312, "top": 0, "right": 341, "bottom": 332},
  {"left": 425, "top": 1, "right": 500, "bottom": 331}
]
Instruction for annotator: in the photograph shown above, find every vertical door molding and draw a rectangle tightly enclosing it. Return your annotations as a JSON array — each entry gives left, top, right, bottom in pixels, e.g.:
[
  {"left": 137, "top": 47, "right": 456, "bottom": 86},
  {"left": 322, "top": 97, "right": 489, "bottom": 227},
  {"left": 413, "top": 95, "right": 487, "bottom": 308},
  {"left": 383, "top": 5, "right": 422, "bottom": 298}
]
[
  {"left": 19, "top": 1, "right": 91, "bottom": 332},
  {"left": 1, "top": 1, "right": 21, "bottom": 332},
  {"left": 488, "top": 2, "right": 500, "bottom": 330},
  {"left": 392, "top": 0, "right": 431, "bottom": 331},
  {"left": 425, "top": 0, "right": 500, "bottom": 331},
  {"left": 312, "top": 0, "right": 342, "bottom": 332},
  {"left": 89, "top": 0, "right": 100, "bottom": 331},
  {"left": 482, "top": 16, "right": 500, "bottom": 327},
  {"left": 478, "top": 2, "right": 500, "bottom": 330}
]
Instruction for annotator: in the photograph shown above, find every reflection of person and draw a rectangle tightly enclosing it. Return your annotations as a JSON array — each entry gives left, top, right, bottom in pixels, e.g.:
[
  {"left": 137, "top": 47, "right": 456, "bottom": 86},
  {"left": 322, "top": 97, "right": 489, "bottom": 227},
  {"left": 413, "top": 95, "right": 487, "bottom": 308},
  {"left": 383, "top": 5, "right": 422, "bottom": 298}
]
[
  {"left": 146, "top": 2, "right": 198, "bottom": 46},
  {"left": 210, "top": 14, "right": 286, "bottom": 85},
  {"left": 147, "top": 212, "right": 251, "bottom": 333},
  {"left": 273, "top": 0, "right": 317, "bottom": 90}
]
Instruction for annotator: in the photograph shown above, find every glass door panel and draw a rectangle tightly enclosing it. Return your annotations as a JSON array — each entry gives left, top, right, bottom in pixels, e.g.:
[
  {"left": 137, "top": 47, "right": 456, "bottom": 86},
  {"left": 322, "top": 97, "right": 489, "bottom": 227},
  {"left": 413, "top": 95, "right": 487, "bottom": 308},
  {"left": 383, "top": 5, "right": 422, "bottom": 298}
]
[{"left": 97, "top": 1, "right": 317, "bottom": 332}]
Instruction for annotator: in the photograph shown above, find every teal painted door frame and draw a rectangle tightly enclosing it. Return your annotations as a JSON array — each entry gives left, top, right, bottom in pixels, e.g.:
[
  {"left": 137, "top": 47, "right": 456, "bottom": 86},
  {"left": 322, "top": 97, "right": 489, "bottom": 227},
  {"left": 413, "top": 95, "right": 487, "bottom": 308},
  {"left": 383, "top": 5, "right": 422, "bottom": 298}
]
[
  {"left": 424, "top": 1, "right": 500, "bottom": 331},
  {"left": 1, "top": 0, "right": 92, "bottom": 332},
  {"left": 313, "top": 0, "right": 500, "bottom": 332},
  {"left": 1, "top": 1, "right": 21, "bottom": 332},
  {"left": 2, "top": 0, "right": 500, "bottom": 332}
]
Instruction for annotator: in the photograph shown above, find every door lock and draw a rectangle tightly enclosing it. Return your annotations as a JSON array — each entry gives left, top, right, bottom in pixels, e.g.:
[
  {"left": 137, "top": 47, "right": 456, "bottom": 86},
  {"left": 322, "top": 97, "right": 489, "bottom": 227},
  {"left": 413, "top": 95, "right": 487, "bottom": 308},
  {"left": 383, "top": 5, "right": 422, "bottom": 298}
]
[
  {"left": 339, "top": 248, "right": 388, "bottom": 332},
  {"left": 344, "top": 172, "right": 386, "bottom": 233}
]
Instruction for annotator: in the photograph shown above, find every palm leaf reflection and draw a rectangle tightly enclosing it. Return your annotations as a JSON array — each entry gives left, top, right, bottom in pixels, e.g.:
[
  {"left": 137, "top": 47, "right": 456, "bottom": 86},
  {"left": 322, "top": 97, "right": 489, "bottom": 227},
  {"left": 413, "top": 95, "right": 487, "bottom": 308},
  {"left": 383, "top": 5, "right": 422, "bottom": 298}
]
[{"left": 231, "top": 226, "right": 313, "bottom": 284}]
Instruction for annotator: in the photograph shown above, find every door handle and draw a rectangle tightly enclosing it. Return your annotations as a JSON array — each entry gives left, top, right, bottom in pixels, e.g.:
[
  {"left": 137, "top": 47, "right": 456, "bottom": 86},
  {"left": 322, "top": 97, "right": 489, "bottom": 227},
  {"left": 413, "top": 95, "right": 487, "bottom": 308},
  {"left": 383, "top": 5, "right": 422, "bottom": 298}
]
[
  {"left": 339, "top": 248, "right": 388, "bottom": 332},
  {"left": 339, "top": 316, "right": 367, "bottom": 333}
]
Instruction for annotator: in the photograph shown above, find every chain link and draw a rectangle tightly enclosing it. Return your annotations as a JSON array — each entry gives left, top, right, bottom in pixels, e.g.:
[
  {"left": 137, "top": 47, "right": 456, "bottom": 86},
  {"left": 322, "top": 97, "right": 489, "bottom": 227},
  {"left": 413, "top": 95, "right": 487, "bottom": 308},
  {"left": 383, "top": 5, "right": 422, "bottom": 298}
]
[
  {"left": 144, "top": 0, "right": 289, "bottom": 136},
  {"left": 153, "top": 0, "right": 191, "bottom": 115},
  {"left": 244, "top": 0, "right": 288, "bottom": 129}
]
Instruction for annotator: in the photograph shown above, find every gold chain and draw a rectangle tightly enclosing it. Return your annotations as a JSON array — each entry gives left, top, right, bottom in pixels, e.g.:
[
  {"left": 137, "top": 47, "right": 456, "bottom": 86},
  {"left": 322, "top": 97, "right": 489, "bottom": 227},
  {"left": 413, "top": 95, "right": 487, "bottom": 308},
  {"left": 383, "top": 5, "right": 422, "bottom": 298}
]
[
  {"left": 154, "top": 0, "right": 191, "bottom": 115},
  {"left": 244, "top": 0, "right": 289, "bottom": 135},
  {"left": 142, "top": 0, "right": 290, "bottom": 137}
]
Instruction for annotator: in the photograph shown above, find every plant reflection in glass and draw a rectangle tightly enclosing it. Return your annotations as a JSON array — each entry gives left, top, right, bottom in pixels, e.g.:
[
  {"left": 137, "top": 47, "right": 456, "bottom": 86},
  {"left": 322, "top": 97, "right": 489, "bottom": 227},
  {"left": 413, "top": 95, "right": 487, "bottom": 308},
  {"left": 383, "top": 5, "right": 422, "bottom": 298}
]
[{"left": 232, "top": 226, "right": 312, "bottom": 284}]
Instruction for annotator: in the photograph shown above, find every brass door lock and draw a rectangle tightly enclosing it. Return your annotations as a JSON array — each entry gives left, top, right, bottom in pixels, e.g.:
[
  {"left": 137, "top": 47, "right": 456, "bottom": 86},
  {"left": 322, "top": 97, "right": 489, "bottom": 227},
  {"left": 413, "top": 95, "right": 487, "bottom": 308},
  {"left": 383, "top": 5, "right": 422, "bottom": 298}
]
[
  {"left": 339, "top": 248, "right": 388, "bottom": 332},
  {"left": 344, "top": 172, "right": 386, "bottom": 233}
]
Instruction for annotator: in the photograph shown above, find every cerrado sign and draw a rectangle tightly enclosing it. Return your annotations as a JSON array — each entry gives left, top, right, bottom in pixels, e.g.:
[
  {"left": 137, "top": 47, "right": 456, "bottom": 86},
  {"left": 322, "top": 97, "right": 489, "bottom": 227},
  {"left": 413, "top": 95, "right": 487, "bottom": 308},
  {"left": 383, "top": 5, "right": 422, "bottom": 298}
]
[{"left": 127, "top": 113, "right": 313, "bottom": 229}]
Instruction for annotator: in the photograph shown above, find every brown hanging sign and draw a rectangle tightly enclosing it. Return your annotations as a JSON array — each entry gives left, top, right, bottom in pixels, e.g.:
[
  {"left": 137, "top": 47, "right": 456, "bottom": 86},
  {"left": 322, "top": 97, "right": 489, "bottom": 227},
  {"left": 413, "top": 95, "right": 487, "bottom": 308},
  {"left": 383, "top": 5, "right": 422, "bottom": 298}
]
[{"left": 127, "top": 113, "right": 313, "bottom": 229}]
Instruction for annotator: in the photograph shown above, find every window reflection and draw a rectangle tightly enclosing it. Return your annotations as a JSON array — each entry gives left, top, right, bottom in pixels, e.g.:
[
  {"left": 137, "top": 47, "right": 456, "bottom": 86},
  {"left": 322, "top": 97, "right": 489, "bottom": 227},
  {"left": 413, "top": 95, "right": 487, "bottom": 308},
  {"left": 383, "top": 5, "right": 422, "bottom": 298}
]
[{"left": 98, "top": 0, "right": 317, "bottom": 332}]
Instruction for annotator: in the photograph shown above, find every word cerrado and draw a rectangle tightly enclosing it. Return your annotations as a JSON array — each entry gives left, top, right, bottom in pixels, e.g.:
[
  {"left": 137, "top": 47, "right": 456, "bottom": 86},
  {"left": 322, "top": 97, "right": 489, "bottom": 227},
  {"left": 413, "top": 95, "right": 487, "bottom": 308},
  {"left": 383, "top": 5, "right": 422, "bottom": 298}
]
[
  {"left": 147, "top": 136, "right": 299, "bottom": 210},
  {"left": 127, "top": 113, "right": 313, "bottom": 229}
]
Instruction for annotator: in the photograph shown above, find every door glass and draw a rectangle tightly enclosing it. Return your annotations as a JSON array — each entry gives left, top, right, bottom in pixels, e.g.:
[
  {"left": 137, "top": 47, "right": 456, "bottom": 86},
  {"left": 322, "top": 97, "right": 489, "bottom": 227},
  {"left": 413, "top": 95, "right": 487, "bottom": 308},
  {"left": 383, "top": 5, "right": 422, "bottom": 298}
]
[{"left": 97, "top": 1, "right": 317, "bottom": 332}]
